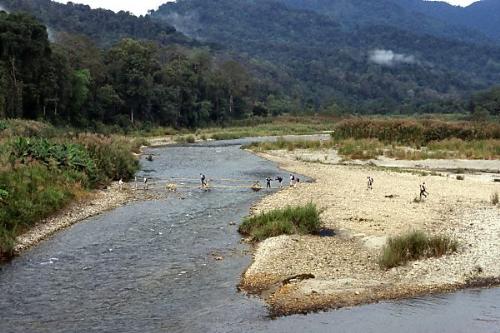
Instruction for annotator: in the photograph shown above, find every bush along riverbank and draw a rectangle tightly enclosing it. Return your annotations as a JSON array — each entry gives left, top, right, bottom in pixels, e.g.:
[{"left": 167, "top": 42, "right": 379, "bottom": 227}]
[
  {"left": 0, "top": 120, "right": 143, "bottom": 261},
  {"left": 239, "top": 203, "right": 321, "bottom": 241}
]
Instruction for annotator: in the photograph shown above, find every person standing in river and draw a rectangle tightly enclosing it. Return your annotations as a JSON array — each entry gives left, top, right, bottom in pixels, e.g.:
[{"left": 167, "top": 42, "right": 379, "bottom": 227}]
[
  {"left": 275, "top": 176, "right": 283, "bottom": 188},
  {"left": 266, "top": 177, "right": 272, "bottom": 189},
  {"left": 200, "top": 173, "right": 208, "bottom": 189}
]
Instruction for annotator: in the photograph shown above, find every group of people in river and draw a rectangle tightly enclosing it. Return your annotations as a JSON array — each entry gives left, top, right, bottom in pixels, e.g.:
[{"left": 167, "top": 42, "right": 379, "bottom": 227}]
[
  {"left": 125, "top": 172, "right": 429, "bottom": 200},
  {"left": 198, "top": 173, "right": 299, "bottom": 190}
]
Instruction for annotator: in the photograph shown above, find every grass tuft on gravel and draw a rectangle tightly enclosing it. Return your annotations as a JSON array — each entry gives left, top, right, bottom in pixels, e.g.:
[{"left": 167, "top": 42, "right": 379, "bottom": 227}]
[
  {"left": 239, "top": 203, "right": 321, "bottom": 241},
  {"left": 379, "top": 231, "right": 458, "bottom": 269},
  {"left": 491, "top": 192, "right": 499, "bottom": 206}
]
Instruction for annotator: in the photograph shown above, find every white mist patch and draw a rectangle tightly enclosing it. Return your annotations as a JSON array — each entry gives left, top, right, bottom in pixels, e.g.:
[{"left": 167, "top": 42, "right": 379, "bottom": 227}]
[
  {"left": 369, "top": 49, "right": 416, "bottom": 66},
  {"left": 47, "top": 27, "right": 57, "bottom": 42},
  {"left": 0, "top": 4, "right": 9, "bottom": 12},
  {"left": 159, "top": 11, "right": 202, "bottom": 39}
]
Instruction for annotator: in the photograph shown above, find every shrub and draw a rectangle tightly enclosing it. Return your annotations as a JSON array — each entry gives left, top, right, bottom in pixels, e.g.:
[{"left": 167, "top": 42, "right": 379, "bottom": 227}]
[
  {"left": 379, "top": 231, "right": 458, "bottom": 269},
  {"left": 456, "top": 175, "right": 465, "bottom": 180},
  {"left": 491, "top": 192, "right": 499, "bottom": 205},
  {"left": 175, "top": 135, "right": 196, "bottom": 143},
  {"left": 8, "top": 137, "right": 97, "bottom": 182},
  {"left": 77, "top": 134, "right": 139, "bottom": 183},
  {"left": 238, "top": 203, "right": 321, "bottom": 241}
]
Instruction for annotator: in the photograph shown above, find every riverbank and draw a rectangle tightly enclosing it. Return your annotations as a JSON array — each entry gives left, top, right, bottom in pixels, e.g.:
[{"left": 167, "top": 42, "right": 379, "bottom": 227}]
[
  {"left": 14, "top": 182, "right": 135, "bottom": 254},
  {"left": 240, "top": 151, "right": 500, "bottom": 316},
  {"left": 11, "top": 137, "right": 175, "bottom": 256}
]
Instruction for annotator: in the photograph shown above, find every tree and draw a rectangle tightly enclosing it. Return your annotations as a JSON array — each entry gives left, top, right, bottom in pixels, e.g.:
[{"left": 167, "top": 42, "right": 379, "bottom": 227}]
[
  {"left": 220, "top": 60, "right": 251, "bottom": 117},
  {"left": 105, "top": 39, "right": 158, "bottom": 123}
]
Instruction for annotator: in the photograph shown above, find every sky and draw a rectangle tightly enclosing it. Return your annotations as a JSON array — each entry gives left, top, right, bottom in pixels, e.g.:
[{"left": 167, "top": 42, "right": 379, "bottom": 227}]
[{"left": 53, "top": 0, "right": 480, "bottom": 16}]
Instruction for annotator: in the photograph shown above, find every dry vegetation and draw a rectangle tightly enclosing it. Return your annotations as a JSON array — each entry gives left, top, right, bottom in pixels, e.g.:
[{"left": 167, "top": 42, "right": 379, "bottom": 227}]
[{"left": 244, "top": 118, "right": 500, "bottom": 160}]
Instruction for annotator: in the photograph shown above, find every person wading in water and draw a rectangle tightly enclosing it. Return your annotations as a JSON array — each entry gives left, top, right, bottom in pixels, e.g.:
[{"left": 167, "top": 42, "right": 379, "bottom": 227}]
[
  {"left": 266, "top": 177, "right": 272, "bottom": 189},
  {"left": 200, "top": 174, "right": 207, "bottom": 188},
  {"left": 275, "top": 176, "right": 283, "bottom": 188}
]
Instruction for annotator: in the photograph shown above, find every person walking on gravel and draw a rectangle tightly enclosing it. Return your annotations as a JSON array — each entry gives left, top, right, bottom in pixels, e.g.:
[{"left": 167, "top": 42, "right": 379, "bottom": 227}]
[
  {"left": 420, "top": 182, "right": 428, "bottom": 200},
  {"left": 367, "top": 176, "right": 374, "bottom": 190}
]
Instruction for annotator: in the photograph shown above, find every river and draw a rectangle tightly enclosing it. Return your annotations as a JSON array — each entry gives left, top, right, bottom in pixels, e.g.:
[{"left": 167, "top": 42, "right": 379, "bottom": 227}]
[{"left": 0, "top": 139, "right": 498, "bottom": 333}]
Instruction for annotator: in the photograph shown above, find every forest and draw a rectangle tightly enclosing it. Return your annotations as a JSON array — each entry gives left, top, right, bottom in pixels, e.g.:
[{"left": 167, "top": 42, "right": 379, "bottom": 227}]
[
  {"left": 0, "top": 11, "right": 297, "bottom": 129},
  {"left": 1, "top": 2, "right": 500, "bottom": 129},
  {"left": 154, "top": 0, "right": 500, "bottom": 113}
]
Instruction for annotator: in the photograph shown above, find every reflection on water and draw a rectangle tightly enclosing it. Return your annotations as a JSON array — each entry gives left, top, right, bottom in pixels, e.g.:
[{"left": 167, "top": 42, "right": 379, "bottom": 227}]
[{"left": 0, "top": 139, "right": 498, "bottom": 333}]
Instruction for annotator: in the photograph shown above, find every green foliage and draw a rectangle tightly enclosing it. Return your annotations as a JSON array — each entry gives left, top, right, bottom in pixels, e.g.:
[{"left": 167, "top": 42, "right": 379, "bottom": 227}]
[
  {"left": 155, "top": 0, "right": 500, "bottom": 112},
  {"left": 379, "top": 231, "right": 458, "bottom": 269},
  {"left": 8, "top": 137, "right": 97, "bottom": 181},
  {"left": 0, "top": 0, "right": 180, "bottom": 47},
  {"left": 76, "top": 134, "right": 140, "bottom": 183},
  {"left": 238, "top": 203, "right": 321, "bottom": 241},
  {"left": 0, "top": 164, "right": 79, "bottom": 258},
  {"left": 0, "top": 122, "right": 140, "bottom": 259},
  {"left": 0, "top": 11, "right": 268, "bottom": 129}
]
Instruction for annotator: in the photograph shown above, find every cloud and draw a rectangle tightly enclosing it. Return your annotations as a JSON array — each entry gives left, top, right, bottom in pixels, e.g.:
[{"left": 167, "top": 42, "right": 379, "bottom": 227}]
[
  {"left": 369, "top": 49, "right": 416, "bottom": 66},
  {"left": 0, "top": 4, "right": 9, "bottom": 12}
]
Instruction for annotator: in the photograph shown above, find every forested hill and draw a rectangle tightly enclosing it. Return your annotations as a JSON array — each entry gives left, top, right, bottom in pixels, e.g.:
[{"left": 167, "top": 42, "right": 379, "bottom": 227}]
[
  {"left": 279, "top": 0, "right": 491, "bottom": 44},
  {"left": 1, "top": 0, "right": 500, "bottom": 119},
  {"left": 405, "top": 0, "right": 500, "bottom": 43},
  {"left": 153, "top": 0, "right": 500, "bottom": 112},
  {"left": 0, "top": 0, "right": 193, "bottom": 47},
  {"left": 282, "top": 0, "right": 500, "bottom": 44}
]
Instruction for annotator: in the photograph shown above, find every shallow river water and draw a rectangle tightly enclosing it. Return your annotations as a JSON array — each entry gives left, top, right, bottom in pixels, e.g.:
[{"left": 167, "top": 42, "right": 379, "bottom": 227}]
[{"left": 1, "top": 139, "right": 498, "bottom": 333}]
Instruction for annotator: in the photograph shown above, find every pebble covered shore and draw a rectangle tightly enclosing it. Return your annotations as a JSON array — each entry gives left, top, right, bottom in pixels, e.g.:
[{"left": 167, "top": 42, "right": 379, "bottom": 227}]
[{"left": 241, "top": 151, "right": 500, "bottom": 316}]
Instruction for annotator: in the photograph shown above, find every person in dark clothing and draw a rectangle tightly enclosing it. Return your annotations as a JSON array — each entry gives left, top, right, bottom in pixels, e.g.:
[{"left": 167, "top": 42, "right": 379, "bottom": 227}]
[
  {"left": 266, "top": 177, "right": 272, "bottom": 188},
  {"left": 367, "top": 176, "right": 374, "bottom": 190},
  {"left": 200, "top": 174, "right": 207, "bottom": 188},
  {"left": 420, "top": 182, "right": 428, "bottom": 200},
  {"left": 275, "top": 176, "right": 283, "bottom": 188}
]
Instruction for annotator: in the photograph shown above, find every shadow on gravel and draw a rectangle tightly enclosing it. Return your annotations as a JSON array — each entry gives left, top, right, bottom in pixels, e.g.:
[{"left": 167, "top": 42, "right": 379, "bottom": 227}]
[{"left": 318, "top": 228, "right": 336, "bottom": 237}]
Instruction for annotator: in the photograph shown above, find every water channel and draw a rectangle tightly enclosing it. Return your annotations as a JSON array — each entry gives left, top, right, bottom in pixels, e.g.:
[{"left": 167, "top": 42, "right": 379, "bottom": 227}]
[{"left": 1, "top": 138, "right": 498, "bottom": 332}]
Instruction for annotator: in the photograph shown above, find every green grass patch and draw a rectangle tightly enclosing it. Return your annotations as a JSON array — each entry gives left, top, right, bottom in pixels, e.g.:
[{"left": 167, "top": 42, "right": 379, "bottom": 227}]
[
  {"left": 379, "top": 231, "right": 458, "bottom": 269},
  {"left": 238, "top": 203, "right": 321, "bottom": 241}
]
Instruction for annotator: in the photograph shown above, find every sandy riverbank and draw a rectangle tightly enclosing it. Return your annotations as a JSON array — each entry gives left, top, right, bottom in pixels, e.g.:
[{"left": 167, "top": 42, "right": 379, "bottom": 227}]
[{"left": 240, "top": 151, "right": 500, "bottom": 316}]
